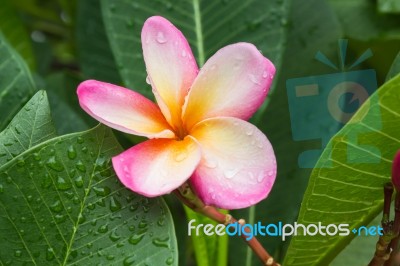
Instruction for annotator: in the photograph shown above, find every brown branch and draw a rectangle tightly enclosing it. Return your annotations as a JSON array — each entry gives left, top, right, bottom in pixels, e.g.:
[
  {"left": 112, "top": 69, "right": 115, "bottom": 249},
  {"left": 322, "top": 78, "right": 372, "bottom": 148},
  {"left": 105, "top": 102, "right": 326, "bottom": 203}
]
[{"left": 174, "top": 183, "right": 280, "bottom": 266}]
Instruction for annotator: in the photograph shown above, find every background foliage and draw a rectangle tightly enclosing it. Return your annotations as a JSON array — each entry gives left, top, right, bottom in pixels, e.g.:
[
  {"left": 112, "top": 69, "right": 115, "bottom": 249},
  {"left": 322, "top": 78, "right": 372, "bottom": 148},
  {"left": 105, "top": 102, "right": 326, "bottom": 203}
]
[{"left": 0, "top": 0, "right": 399, "bottom": 265}]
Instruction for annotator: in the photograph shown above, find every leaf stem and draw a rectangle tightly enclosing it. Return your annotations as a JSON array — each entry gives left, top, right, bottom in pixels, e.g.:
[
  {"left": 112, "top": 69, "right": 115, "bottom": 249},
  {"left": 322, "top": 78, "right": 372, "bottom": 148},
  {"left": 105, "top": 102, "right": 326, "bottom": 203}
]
[{"left": 175, "top": 183, "right": 280, "bottom": 266}]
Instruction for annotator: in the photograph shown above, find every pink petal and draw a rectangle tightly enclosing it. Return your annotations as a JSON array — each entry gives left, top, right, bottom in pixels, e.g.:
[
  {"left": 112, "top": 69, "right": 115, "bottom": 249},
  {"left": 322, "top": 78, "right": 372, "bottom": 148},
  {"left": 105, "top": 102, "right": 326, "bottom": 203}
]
[
  {"left": 189, "top": 117, "right": 276, "bottom": 209},
  {"left": 77, "top": 80, "right": 175, "bottom": 138},
  {"left": 142, "top": 16, "right": 198, "bottom": 131},
  {"left": 112, "top": 137, "right": 201, "bottom": 197},
  {"left": 182, "top": 43, "right": 275, "bottom": 130}
]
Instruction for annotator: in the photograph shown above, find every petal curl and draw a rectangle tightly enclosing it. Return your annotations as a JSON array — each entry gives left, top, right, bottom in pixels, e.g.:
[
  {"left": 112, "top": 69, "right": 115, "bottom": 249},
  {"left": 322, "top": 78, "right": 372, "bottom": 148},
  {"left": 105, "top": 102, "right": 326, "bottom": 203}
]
[
  {"left": 189, "top": 117, "right": 276, "bottom": 209},
  {"left": 142, "top": 16, "right": 198, "bottom": 131},
  {"left": 112, "top": 137, "right": 201, "bottom": 197},
  {"left": 182, "top": 43, "right": 275, "bottom": 130},
  {"left": 77, "top": 80, "right": 175, "bottom": 138}
]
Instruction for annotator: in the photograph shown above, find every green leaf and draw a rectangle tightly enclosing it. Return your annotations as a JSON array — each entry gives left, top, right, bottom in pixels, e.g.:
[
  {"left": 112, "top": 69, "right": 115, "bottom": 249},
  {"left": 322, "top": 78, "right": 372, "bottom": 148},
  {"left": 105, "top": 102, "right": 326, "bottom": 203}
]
[
  {"left": 0, "top": 33, "right": 36, "bottom": 131},
  {"left": 0, "top": 91, "right": 56, "bottom": 165},
  {"left": 0, "top": 1, "right": 36, "bottom": 69},
  {"left": 0, "top": 93, "right": 178, "bottom": 265},
  {"left": 387, "top": 52, "right": 400, "bottom": 81},
  {"left": 184, "top": 207, "right": 228, "bottom": 266},
  {"left": 76, "top": 0, "right": 122, "bottom": 84},
  {"left": 231, "top": 0, "right": 343, "bottom": 264},
  {"left": 284, "top": 74, "right": 400, "bottom": 265},
  {"left": 330, "top": 212, "right": 382, "bottom": 266},
  {"left": 328, "top": 0, "right": 400, "bottom": 41},
  {"left": 100, "top": 0, "right": 289, "bottom": 98},
  {"left": 378, "top": 0, "right": 400, "bottom": 14}
]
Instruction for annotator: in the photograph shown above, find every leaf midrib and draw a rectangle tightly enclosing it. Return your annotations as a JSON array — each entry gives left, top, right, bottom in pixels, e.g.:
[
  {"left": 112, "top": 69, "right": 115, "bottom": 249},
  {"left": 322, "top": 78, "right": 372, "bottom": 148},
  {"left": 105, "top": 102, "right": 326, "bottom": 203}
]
[{"left": 192, "top": 0, "right": 205, "bottom": 66}]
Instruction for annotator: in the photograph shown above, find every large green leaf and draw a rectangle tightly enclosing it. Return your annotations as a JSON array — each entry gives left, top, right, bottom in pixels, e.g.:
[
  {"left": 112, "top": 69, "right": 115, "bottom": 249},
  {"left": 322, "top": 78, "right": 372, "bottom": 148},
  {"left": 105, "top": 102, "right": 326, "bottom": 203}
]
[
  {"left": 230, "top": 0, "right": 343, "bottom": 264},
  {"left": 0, "top": 91, "right": 56, "bottom": 165},
  {"left": 100, "top": 0, "right": 289, "bottom": 98},
  {"left": 0, "top": 92, "right": 178, "bottom": 265},
  {"left": 284, "top": 74, "right": 400, "bottom": 265},
  {"left": 0, "top": 33, "right": 36, "bottom": 131},
  {"left": 0, "top": 1, "right": 36, "bottom": 69},
  {"left": 76, "top": 0, "right": 121, "bottom": 84}
]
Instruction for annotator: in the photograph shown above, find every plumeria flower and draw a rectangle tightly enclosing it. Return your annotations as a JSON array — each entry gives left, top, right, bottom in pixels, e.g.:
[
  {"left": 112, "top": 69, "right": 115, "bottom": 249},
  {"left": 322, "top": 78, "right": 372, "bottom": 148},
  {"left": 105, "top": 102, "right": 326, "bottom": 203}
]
[{"left": 77, "top": 16, "right": 277, "bottom": 209}]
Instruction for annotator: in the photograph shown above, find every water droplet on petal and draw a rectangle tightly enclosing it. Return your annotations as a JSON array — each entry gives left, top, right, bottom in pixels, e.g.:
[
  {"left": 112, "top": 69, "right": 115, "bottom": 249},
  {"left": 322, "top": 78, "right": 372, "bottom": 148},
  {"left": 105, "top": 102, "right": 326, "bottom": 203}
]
[
  {"left": 268, "top": 170, "right": 274, "bottom": 177},
  {"left": 203, "top": 154, "right": 218, "bottom": 168},
  {"left": 249, "top": 74, "right": 261, "bottom": 85},
  {"left": 246, "top": 128, "right": 253, "bottom": 136},
  {"left": 156, "top": 32, "right": 167, "bottom": 44},
  {"left": 224, "top": 169, "right": 238, "bottom": 179},
  {"left": 262, "top": 71, "right": 268, "bottom": 78},
  {"left": 173, "top": 150, "right": 187, "bottom": 162},
  {"left": 181, "top": 50, "right": 187, "bottom": 57},
  {"left": 145, "top": 76, "right": 151, "bottom": 85},
  {"left": 257, "top": 172, "right": 265, "bottom": 182}
]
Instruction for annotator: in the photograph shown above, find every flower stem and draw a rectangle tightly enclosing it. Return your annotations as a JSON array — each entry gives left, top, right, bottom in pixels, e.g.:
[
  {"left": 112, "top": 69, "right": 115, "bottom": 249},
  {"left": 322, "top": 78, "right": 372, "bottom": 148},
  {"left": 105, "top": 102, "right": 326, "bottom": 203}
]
[
  {"left": 368, "top": 183, "right": 395, "bottom": 266},
  {"left": 175, "top": 183, "right": 280, "bottom": 266}
]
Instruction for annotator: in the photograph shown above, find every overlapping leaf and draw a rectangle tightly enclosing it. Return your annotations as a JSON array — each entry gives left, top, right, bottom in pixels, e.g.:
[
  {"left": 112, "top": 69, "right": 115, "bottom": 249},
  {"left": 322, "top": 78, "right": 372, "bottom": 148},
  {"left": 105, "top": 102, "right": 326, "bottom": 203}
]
[
  {"left": 285, "top": 74, "right": 400, "bottom": 265},
  {"left": 0, "top": 92, "right": 178, "bottom": 265},
  {"left": 0, "top": 34, "right": 36, "bottom": 131}
]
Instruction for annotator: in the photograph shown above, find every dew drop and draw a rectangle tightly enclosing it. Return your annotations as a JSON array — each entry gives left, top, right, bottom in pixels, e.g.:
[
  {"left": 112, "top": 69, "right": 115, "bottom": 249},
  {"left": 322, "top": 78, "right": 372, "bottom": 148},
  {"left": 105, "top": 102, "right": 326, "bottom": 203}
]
[
  {"left": 204, "top": 155, "right": 218, "bottom": 169},
  {"left": 152, "top": 236, "right": 170, "bottom": 248},
  {"left": 46, "top": 156, "right": 64, "bottom": 172},
  {"left": 257, "top": 172, "right": 265, "bottom": 183},
  {"left": 98, "top": 224, "right": 109, "bottom": 233},
  {"left": 75, "top": 161, "right": 86, "bottom": 173},
  {"left": 74, "top": 176, "right": 84, "bottom": 188},
  {"left": 145, "top": 75, "right": 151, "bottom": 85},
  {"left": 16, "top": 158, "right": 25, "bottom": 167},
  {"left": 166, "top": 257, "right": 174, "bottom": 265},
  {"left": 224, "top": 168, "right": 238, "bottom": 179},
  {"left": 14, "top": 250, "right": 22, "bottom": 257},
  {"left": 262, "top": 71, "right": 268, "bottom": 78},
  {"left": 138, "top": 220, "right": 148, "bottom": 229},
  {"left": 110, "top": 196, "right": 122, "bottom": 212},
  {"left": 46, "top": 248, "right": 55, "bottom": 261},
  {"left": 129, "top": 234, "right": 145, "bottom": 245},
  {"left": 50, "top": 200, "right": 63, "bottom": 213},
  {"left": 268, "top": 170, "right": 274, "bottom": 177},
  {"left": 181, "top": 50, "right": 187, "bottom": 57},
  {"left": 123, "top": 255, "right": 136, "bottom": 266},
  {"left": 93, "top": 186, "right": 111, "bottom": 196},
  {"left": 173, "top": 150, "right": 187, "bottom": 162},
  {"left": 67, "top": 146, "right": 77, "bottom": 160},
  {"left": 109, "top": 230, "right": 121, "bottom": 242},
  {"left": 56, "top": 177, "right": 71, "bottom": 191},
  {"left": 156, "top": 32, "right": 167, "bottom": 44},
  {"left": 249, "top": 74, "right": 261, "bottom": 85},
  {"left": 246, "top": 128, "right": 254, "bottom": 136}
]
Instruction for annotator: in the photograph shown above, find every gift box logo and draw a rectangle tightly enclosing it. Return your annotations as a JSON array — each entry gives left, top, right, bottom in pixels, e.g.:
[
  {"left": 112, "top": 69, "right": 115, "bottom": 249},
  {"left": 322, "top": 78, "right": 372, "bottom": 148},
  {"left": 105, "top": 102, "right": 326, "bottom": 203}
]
[{"left": 286, "top": 40, "right": 381, "bottom": 168}]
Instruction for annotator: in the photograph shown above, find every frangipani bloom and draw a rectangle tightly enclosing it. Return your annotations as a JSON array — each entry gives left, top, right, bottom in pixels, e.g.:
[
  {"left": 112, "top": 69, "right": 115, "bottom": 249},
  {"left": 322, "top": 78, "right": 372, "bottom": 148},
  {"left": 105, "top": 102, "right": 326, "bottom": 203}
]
[{"left": 77, "top": 16, "right": 277, "bottom": 209}]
